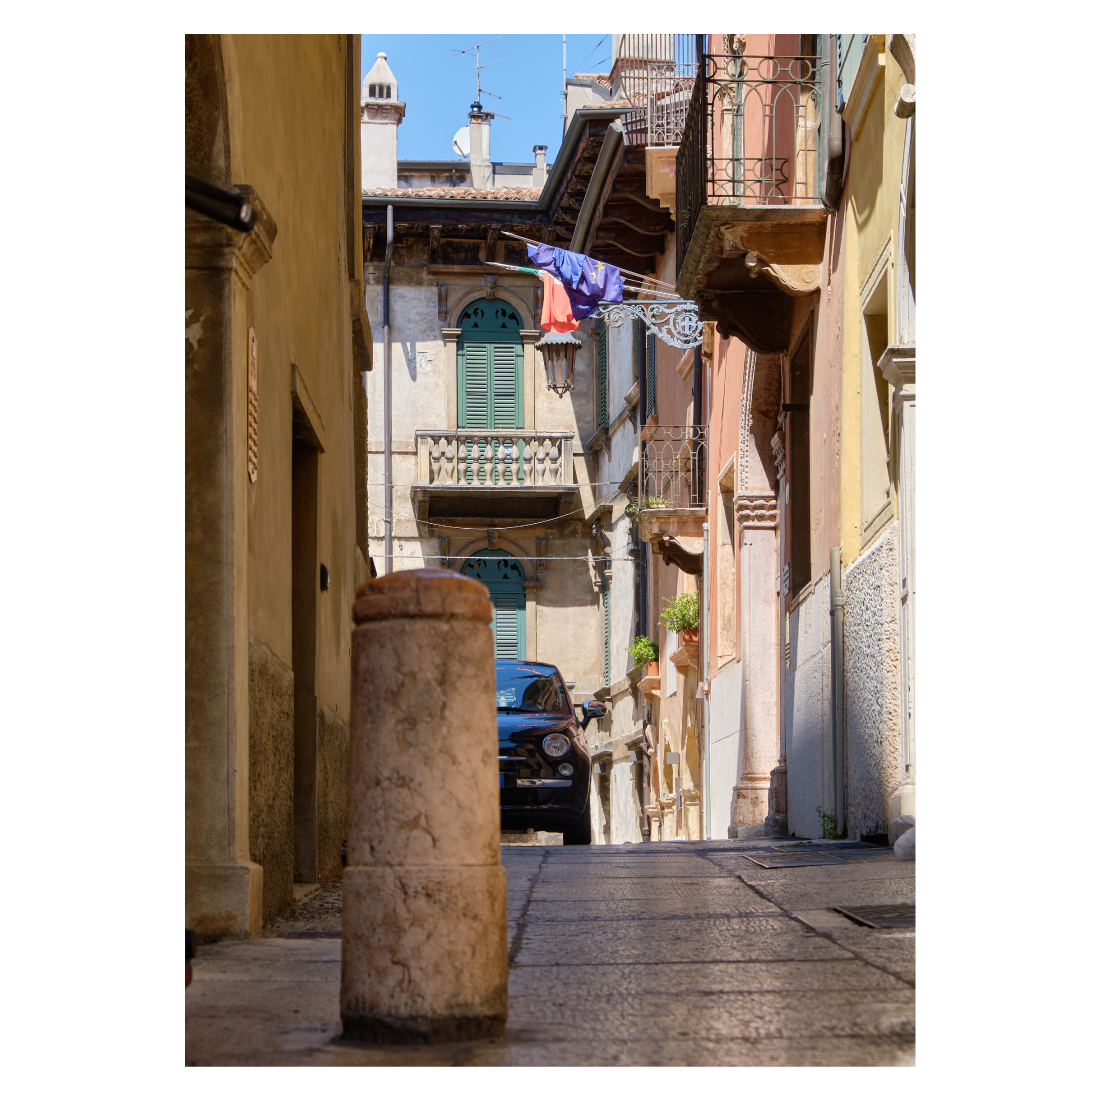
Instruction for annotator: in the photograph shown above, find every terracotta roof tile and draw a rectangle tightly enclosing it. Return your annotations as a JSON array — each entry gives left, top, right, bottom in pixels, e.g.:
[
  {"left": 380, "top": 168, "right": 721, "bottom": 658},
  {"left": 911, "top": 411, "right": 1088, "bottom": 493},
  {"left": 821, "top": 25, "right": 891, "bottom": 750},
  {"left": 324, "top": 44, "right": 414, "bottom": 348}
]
[{"left": 362, "top": 186, "right": 542, "bottom": 200}]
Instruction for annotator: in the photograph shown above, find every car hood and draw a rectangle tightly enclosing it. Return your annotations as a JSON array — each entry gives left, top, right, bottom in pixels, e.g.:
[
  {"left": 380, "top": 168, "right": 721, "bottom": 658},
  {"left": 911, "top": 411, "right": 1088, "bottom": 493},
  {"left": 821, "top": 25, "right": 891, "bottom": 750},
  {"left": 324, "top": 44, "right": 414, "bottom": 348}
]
[{"left": 496, "top": 710, "right": 575, "bottom": 744}]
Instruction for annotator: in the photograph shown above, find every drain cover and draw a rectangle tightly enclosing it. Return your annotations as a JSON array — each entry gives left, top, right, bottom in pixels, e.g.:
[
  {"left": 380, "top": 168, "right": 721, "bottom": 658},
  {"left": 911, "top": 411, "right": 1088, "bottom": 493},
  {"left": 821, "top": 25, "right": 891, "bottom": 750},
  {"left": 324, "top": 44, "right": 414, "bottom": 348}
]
[
  {"left": 834, "top": 904, "right": 915, "bottom": 928},
  {"left": 745, "top": 852, "right": 850, "bottom": 868}
]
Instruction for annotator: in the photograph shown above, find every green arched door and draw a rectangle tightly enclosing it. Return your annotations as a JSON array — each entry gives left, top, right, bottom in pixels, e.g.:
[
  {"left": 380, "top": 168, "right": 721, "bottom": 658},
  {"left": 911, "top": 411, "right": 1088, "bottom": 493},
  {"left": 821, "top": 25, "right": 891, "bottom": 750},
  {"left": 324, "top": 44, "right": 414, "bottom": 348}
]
[{"left": 460, "top": 549, "right": 526, "bottom": 659}]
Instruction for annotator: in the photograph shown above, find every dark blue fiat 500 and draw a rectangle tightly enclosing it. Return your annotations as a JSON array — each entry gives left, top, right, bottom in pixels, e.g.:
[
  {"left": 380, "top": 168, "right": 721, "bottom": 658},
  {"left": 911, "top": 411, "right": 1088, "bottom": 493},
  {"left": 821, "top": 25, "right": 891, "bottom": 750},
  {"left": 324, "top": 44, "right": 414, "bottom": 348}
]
[{"left": 495, "top": 660, "right": 605, "bottom": 845}]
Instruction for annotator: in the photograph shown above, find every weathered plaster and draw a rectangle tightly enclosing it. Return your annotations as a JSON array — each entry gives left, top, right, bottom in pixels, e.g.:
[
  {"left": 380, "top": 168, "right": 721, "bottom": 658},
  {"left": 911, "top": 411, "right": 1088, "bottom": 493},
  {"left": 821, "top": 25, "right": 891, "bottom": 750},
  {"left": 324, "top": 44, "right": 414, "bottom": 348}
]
[{"left": 843, "top": 521, "right": 902, "bottom": 840}]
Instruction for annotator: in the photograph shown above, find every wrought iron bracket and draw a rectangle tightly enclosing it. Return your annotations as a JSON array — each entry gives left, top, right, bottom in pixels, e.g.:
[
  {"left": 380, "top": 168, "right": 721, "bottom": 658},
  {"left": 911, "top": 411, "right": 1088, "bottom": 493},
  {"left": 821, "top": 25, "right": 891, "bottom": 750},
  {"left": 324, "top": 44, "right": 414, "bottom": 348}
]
[{"left": 599, "top": 299, "right": 704, "bottom": 350}]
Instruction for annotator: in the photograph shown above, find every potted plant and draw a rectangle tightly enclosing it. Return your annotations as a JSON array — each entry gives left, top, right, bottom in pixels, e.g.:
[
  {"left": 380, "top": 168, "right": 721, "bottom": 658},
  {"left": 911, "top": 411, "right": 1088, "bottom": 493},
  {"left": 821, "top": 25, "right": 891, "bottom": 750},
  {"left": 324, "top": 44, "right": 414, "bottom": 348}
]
[
  {"left": 625, "top": 495, "right": 673, "bottom": 526},
  {"left": 660, "top": 591, "right": 700, "bottom": 645},
  {"left": 627, "top": 635, "right": 659, "bottom": 677}
]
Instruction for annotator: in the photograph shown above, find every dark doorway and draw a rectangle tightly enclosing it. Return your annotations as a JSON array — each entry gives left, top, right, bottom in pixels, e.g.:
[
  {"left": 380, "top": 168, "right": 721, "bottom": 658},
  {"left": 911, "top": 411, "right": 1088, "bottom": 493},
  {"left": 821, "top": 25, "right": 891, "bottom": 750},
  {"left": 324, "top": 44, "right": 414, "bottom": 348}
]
[
  {"left": 788, "top": 322, "right": 814, "bottom": 595},
  {"left": 292, "top": 440, "right": 319, "bottom": 883}
]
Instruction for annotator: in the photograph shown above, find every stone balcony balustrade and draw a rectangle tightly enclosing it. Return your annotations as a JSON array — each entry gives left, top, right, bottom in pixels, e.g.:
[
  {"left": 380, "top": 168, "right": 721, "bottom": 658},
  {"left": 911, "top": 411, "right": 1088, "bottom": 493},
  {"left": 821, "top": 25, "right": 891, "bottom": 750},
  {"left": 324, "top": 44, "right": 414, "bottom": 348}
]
[{"left": 411, "top": 430, "right": 577, "bottom": 521}]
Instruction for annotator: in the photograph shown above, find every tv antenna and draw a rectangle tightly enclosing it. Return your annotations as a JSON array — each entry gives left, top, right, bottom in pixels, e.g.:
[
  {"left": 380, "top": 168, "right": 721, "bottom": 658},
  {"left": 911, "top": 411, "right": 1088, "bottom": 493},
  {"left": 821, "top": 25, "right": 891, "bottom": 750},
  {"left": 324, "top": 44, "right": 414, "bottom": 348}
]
[{"left": 452, "top": 36, "right": 511, "bottom": 117}]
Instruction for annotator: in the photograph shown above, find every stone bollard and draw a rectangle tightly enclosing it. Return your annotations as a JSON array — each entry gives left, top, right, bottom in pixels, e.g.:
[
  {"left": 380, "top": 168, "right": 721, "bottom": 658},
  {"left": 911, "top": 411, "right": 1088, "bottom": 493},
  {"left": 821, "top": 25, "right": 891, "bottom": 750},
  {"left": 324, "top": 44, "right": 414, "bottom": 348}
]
[{"left": 340, "top": 568, "right": 507, "bottom": 1042}]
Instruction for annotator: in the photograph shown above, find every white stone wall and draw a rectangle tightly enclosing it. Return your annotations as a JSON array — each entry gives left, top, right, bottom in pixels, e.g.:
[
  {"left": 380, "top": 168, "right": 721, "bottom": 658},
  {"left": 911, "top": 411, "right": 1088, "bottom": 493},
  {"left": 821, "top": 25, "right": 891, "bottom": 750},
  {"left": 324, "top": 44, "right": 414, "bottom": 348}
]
[
  {"left": 610, "top": 758, "right": 641, "bottom": 842},
  {"left": 784, "top": 573, "right": 834, "bottom": 839},
  {"left": 707, "top": 658, "right": 743, "bottom": 838},
  {"left": 607, "top": 514, "right": 635, "bottom": 685},
  {"left": 843, "top": 521, "right": 903, "bottom": 840}
]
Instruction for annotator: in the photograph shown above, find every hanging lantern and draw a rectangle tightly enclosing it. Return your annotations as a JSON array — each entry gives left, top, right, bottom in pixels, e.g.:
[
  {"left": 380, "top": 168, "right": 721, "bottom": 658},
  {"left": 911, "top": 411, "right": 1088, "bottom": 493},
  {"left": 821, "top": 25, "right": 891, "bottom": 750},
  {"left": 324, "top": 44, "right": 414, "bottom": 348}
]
[{"left": 535, "top": 329, "right": 583, "bottom": 396}]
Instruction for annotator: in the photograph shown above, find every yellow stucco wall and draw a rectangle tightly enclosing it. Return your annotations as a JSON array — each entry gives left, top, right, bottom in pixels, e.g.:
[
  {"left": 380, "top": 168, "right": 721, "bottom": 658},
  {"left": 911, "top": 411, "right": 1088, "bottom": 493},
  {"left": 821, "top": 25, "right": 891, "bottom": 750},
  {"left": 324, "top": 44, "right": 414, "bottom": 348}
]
[
  {"left": 840, "top": 41, "right": 908, "bottom": 566},
  {"left": 223, "top": 34, "right": 357, "bottom": 718}
]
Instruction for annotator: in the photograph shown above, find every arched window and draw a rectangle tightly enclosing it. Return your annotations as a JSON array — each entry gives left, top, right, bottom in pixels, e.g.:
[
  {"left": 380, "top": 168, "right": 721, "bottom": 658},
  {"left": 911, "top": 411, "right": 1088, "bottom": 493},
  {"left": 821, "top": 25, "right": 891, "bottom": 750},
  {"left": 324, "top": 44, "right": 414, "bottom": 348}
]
[{"left": 460, "top": 549, "right": 526, "bottom": 659}]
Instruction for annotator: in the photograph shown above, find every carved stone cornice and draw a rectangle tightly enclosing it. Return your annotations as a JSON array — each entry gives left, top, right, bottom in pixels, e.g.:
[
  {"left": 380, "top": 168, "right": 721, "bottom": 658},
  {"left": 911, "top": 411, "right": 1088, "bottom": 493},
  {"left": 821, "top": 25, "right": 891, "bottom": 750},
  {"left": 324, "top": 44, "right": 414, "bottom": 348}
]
[
  {"left": 879, "top": 344, "right": 916, "bottom": 390},
  {"left": 734, "top": 492, "right": 778, "bottom": 529},
  {"left": 670, "top": 642, "right": 698, "bottom": 669},
  {"left": 185, "top": 185, "right": 276, "bottom": 287},
  {"left": 655, "top": 535, "right": 703, "bottom": 575},
  {"left": 743, "top": 250, "right": 819, "bottom": 295},
  {"left": 770, "top": 431, "right": 786, "bottom": 482},
  {"left": 362, "top": 101, "right": 406, "bottom": 124}
]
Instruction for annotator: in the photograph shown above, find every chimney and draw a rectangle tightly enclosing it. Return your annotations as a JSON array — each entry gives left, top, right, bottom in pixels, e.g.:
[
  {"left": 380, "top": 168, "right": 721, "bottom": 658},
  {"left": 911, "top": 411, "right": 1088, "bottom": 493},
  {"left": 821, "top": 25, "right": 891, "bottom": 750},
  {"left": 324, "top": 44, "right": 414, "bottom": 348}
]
[
  {"left": 532, "top": 145, "right": 547, "bottom": 188},
  {"left": 468, "top": 102, "right": 493, "bottom": 190},
  {"left": 361, "top": 52, "right": 405, "bottom": 190}
]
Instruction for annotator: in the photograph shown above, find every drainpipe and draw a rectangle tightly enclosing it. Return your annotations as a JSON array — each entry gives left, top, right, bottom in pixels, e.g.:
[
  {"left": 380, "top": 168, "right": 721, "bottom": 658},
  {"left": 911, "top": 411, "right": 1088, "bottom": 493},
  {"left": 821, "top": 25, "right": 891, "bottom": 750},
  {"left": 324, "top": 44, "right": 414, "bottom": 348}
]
[
  {"left": 823, "top": 35, "right": 847, "bottom": 213},
  {"left": 700, "top": 520, "right": 710, "bottom": 839},
  {"left": 383, "top": 204, "right": 394, "bottom": 575},
  {"left": 829, "top": 547, "right": 846, "bottom": 834}
]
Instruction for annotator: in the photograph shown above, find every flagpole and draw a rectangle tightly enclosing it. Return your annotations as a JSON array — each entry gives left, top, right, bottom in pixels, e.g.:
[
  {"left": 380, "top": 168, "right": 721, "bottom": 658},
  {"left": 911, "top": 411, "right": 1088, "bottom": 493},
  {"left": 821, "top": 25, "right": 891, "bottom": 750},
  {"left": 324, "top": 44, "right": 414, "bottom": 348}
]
[
  {"left": 503, "top": 229, "right": 682, "bottom": 294},
  {"left": 483, "top": 260, "right": 672, "bottom": 297}
]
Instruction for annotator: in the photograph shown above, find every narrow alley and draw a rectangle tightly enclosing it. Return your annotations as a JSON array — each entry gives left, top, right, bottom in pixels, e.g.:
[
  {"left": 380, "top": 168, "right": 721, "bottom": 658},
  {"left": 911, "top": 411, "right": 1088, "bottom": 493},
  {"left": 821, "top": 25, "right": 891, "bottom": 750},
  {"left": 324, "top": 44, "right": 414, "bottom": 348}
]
[{"left": 186, "top": 838, "right": 914, "bottom": 1066}]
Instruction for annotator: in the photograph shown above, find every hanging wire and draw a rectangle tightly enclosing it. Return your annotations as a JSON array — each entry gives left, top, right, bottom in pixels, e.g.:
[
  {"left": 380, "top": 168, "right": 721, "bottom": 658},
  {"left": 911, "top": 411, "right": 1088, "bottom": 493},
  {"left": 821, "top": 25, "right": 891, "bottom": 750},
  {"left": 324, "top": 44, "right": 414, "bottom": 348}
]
[{"left": 575, "top": 35, "right": 608, "bottom": 72}]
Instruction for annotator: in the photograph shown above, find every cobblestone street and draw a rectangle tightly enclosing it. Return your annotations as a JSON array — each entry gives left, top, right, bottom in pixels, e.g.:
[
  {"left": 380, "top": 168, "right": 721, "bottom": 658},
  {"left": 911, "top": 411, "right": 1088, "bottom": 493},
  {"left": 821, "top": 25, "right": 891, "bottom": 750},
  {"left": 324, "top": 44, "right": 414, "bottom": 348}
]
[{"left": 186, "top": 838, "right": 914, "bottom": 1066}]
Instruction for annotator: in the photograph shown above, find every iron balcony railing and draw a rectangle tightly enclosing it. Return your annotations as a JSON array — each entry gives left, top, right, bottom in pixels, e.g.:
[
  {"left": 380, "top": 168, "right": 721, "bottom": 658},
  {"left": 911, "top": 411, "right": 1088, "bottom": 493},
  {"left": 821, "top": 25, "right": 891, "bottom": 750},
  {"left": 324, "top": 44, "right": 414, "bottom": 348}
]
[
  {"left": 612, "top": 34, "right": 703, "bottom": 148},
  {"left": 415, "top": 430, "right": 575, "bottom": 487},
  {"left": 639, "top": 425, "right": 707, "bottom": 509},
  {"left": 676, "top": 52, "right": 823, "bottom": 271}
]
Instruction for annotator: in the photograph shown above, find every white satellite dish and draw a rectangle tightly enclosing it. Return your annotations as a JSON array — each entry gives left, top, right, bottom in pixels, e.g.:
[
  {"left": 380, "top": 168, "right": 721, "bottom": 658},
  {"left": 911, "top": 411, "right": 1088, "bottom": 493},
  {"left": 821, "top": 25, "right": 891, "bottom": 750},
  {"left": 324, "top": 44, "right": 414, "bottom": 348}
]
[{"left": 452, "top": 126, "right": 471, "bottom": 158}]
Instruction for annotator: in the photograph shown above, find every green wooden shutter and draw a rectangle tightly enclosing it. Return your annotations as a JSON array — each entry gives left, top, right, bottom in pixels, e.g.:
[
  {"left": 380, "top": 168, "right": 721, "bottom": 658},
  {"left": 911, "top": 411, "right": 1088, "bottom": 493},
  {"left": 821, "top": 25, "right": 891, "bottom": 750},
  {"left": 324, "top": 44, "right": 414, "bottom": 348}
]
[
  {"left": 597, "top": 321, "right": 608, "bottom": 428},
  {"left": 491, "top": 593, "right": 525, "bottom": 660},
  {"left": 459, "top": 342, "right": 522, "bottom": 431},
  {"left": 460, "top": 342, "right": 490, "bottom": 430},
  {"left": 603, "top": 586, "right": 611, "bottom": 686},
  {"left": 489, "top": 343, "right": 521, "bottom": 431}
]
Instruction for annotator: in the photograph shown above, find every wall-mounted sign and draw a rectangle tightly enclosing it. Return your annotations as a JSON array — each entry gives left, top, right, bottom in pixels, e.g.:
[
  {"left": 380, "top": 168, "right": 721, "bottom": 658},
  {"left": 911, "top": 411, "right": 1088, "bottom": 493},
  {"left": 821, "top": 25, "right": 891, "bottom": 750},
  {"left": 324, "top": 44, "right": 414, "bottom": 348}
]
[{"left": 247, "top": 327, "right": 259, "bottom": 483}]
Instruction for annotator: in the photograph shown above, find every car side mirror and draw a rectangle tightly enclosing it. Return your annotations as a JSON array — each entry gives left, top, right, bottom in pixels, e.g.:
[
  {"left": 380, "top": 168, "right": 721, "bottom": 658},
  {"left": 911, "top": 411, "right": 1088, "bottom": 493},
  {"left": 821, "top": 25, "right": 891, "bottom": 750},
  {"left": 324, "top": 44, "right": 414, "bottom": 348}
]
[{"left": 581, "top": 700, "right": 608, "bottom": 729}]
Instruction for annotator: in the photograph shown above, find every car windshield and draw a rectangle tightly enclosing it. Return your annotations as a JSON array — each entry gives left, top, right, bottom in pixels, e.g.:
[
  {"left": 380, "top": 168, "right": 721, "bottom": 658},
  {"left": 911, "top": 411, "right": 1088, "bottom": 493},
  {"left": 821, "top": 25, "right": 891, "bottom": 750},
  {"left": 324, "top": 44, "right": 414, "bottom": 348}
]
[{"left": 495, "top": 667, "right": 570, "bottom": 714}]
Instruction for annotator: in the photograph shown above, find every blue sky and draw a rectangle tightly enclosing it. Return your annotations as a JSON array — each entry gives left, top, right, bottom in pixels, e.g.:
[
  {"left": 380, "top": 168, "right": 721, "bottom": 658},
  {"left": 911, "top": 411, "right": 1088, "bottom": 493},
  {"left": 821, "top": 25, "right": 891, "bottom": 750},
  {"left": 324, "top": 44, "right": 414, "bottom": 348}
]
[{"left": 361, "top": 34, "right": 611, "bottom": 165}]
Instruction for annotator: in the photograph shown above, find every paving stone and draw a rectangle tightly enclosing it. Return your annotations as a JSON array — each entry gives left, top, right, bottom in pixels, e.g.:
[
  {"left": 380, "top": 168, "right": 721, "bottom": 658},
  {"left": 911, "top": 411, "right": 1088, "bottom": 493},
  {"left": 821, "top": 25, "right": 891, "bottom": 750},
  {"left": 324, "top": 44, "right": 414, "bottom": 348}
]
[
  {"left": 186, "top": 843, "right": 915, "bottom": 1065},
  {"left": 506, "top": 959, "right": 910, "bottom": 995},
  {"left": 192, "top": 1036, "right": 914, "bottom": 1067},
  {"left": 735, "top": 862, "right": 916, "bottom": 884},
  {"left": 512, "top": 919, "right": 854, "bottom": 966},
  {"left": 828, "top": 931, "right": 916, "bottom": 986},
  {"left": 528, "top": 878, "right": 765, "bottom": 903},
  {"left": 523, "top": 895, "right": 784, "bottom": 921},
  {"left": 742, "top": 879, "right": 916, "bottom": 911},
  {"left": 504, "top": 989, "right": 915, "bottom": 1043},
  {"left": 536, "top": 864, "right": 731, "bottom": 879}
]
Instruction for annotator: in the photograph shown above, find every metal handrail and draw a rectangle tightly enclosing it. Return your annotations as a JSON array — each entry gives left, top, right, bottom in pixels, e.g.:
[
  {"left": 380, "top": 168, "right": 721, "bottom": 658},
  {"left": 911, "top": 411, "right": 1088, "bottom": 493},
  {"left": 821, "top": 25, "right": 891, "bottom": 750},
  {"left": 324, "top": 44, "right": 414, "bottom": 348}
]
[
  {"left": 676, "top": 52, "right": 823, "bottom": 272},
  {"left": 639, "top": 425, "right": 708, "bottom": 508}
]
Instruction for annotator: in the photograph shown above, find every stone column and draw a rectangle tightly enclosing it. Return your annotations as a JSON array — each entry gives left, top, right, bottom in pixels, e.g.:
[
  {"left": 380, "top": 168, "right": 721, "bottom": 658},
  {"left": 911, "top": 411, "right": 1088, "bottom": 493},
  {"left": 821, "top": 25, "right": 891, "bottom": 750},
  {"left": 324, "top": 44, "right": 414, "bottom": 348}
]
[
  {"left": 341, "top": 569, "right": 507, "bottom": 1042},
  {"left": 185, "top": 190, "right": 275, "bottom": 940},
  {"left": 732, "top": 502, "right": 781, "bottom": 835}
]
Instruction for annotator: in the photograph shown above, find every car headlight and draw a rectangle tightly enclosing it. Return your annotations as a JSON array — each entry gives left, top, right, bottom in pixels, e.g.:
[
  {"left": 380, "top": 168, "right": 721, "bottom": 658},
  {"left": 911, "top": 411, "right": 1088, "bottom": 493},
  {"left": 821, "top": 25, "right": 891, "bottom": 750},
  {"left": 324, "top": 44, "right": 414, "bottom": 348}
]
[
  {"left": 557, "top": 762, "right": 574, "bottom": 777},
  {"left": 542, "top": 733, "right": 570, "bottom": 758}
]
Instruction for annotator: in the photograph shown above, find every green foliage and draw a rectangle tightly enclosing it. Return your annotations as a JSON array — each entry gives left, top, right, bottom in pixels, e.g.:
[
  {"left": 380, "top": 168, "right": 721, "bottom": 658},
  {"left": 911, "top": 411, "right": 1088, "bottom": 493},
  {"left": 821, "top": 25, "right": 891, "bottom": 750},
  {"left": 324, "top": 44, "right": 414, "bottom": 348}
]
[
  {"left": 659, "top": 591, "right": 700, "bottom": 633},
  {"left": 627, "top": 635, "right": 658, "bottom": 669},
  {"left": 625, "top": 495, "right": 672, "bottom": 524},
  {"left": 815, "top": 806, "right": 839, "bottom": 841}
]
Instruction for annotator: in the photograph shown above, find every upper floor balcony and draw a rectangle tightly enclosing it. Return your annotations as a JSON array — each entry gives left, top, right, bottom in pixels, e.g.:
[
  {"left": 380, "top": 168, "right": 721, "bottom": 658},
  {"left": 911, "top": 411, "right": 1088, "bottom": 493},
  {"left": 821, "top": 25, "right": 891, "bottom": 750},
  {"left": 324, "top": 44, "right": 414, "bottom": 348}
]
[
  {"left": 674, "top": 44, "right": 831, "bottom": 352},
  {"left": 636, "top": 425, "right": 707, "bottom": 546},
  {"left": 411, "top": 429, "right": 576, "bottom": 521}
]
